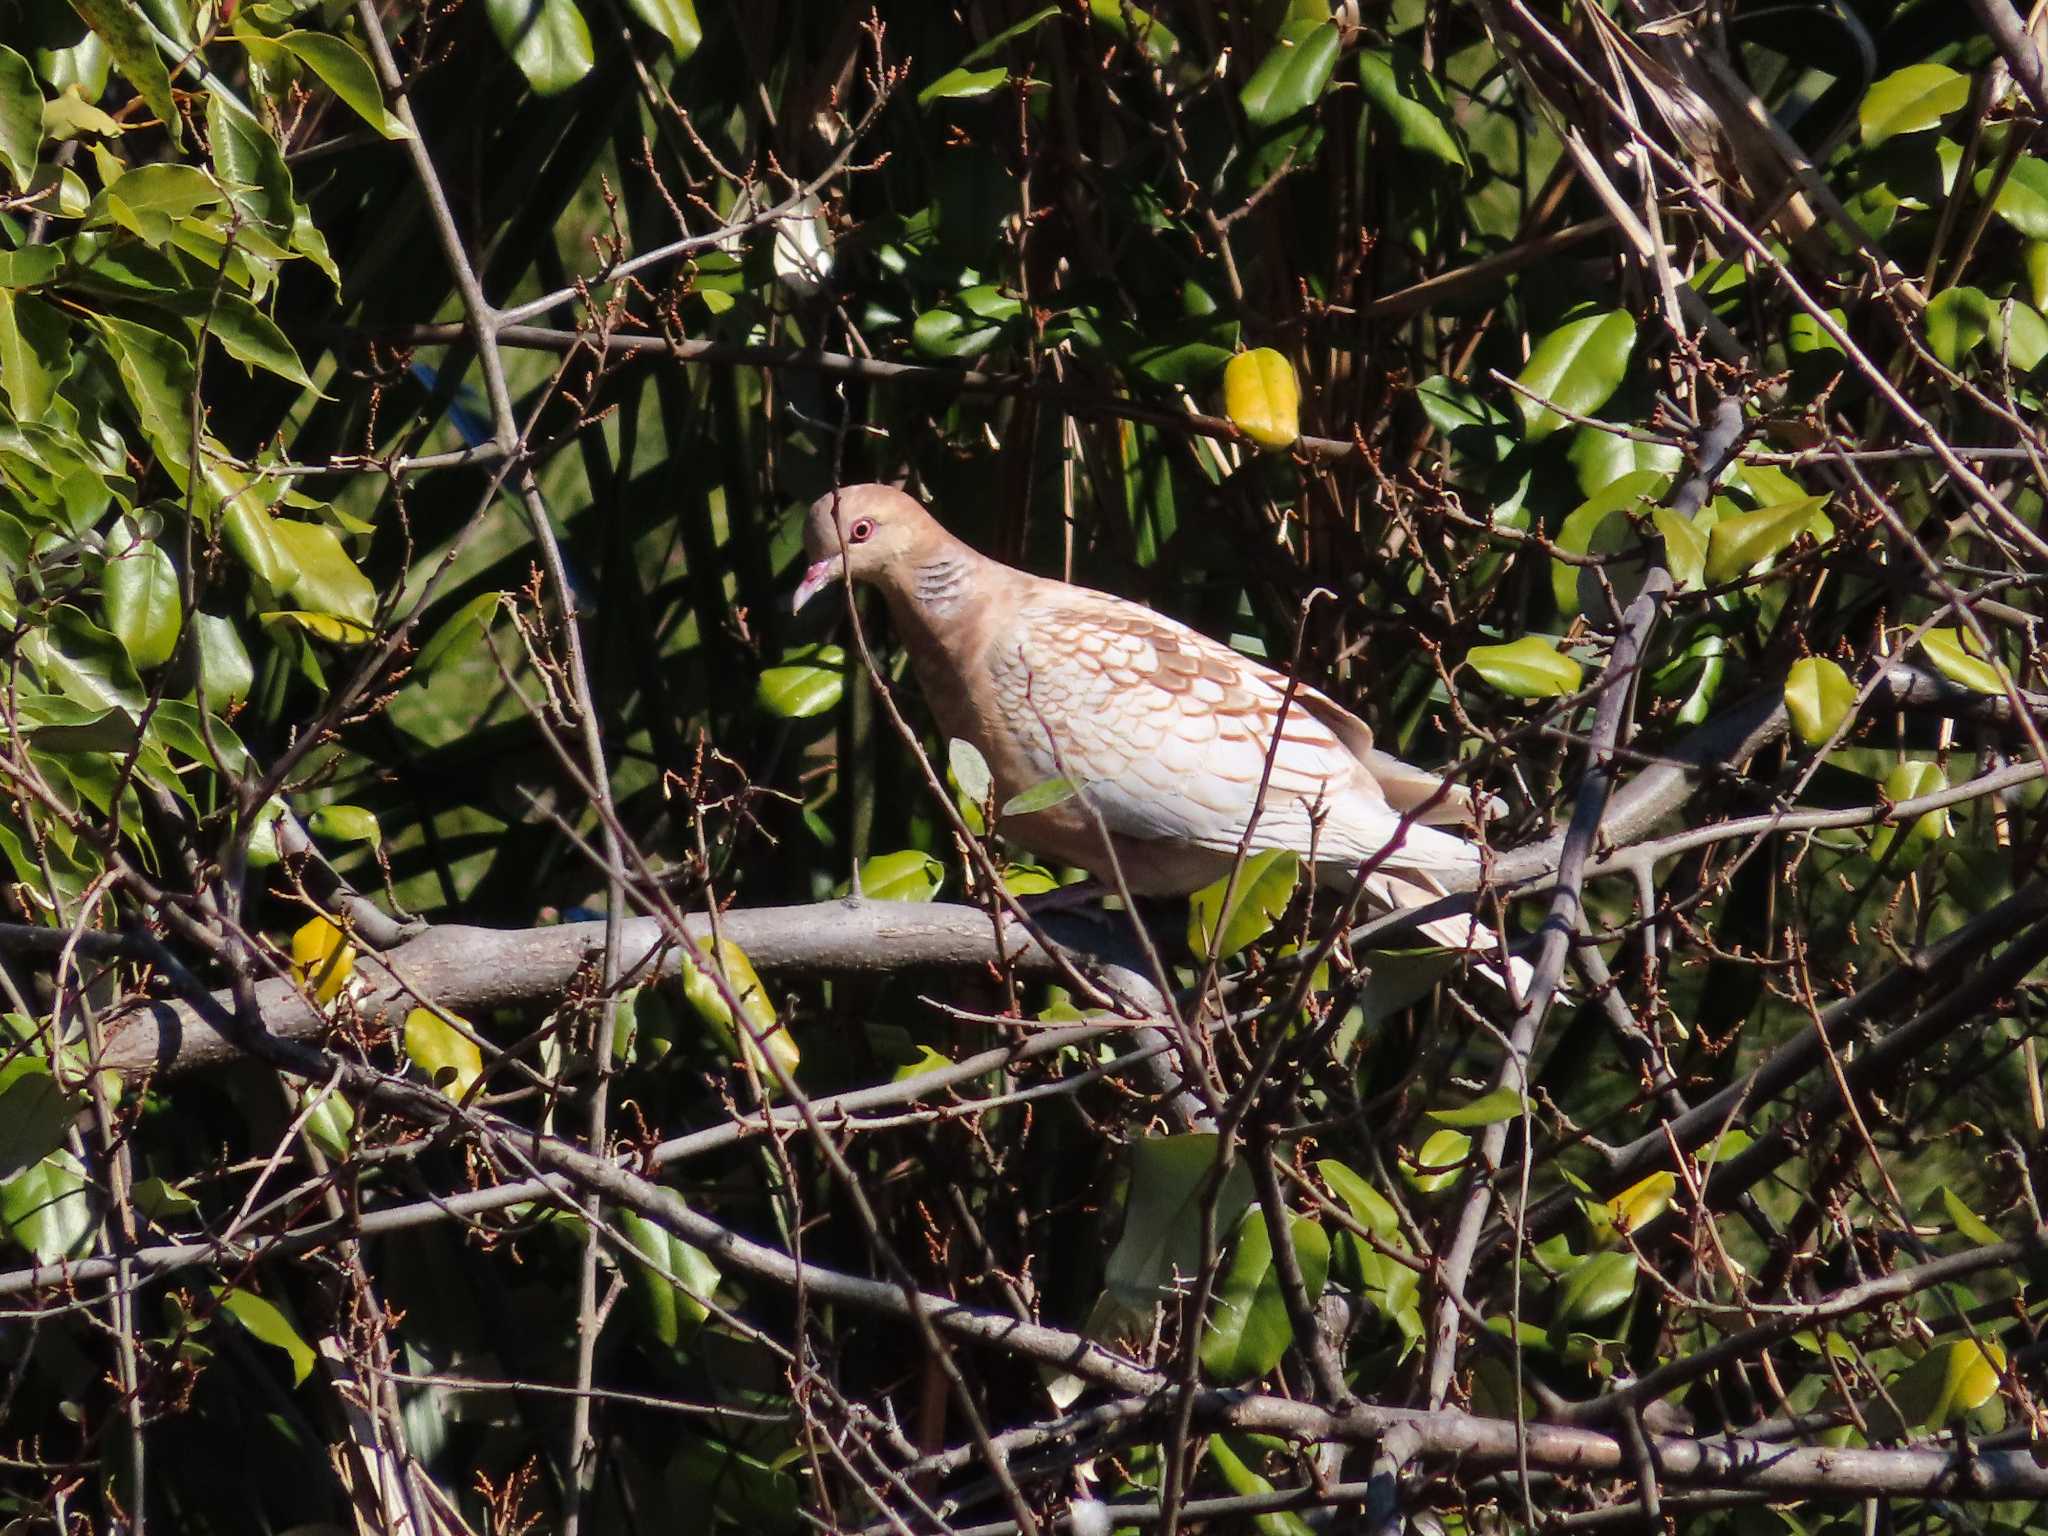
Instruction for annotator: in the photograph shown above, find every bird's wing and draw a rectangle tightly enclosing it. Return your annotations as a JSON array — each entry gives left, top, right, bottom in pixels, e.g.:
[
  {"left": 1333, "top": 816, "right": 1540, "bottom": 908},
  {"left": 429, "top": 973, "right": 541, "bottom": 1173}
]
[{"left": 986, "top": 593, "right": 1477, "bottom": 880}]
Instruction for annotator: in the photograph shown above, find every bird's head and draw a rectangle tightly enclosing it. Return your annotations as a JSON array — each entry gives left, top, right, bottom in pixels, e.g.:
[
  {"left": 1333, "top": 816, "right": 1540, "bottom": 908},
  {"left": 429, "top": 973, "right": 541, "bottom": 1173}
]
[{"left": 791, "top": 483, "right": 939, "bottom": 612}]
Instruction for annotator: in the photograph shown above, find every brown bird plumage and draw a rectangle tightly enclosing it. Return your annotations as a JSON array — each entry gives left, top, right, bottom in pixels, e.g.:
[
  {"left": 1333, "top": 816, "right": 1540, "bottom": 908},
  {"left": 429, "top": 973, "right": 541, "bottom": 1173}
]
[{"left": 793, "top": 484, "right": 1511, "bottom": 975}]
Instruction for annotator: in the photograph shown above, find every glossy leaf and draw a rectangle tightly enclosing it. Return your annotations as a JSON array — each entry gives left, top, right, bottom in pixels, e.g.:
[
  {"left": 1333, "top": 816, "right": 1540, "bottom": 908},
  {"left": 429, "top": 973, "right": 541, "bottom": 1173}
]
[
  {"left": 1926, "top": 285, "right": 1995, "bottom": 368},
  {"left": 1553, "top": 1250, "right": 1638, "bottom": 1328},
  {"left": 851, "top": 849, "right": 945, "bottom": 903},
  {"left": 1652, "top": 507, "right": 1708, "bottom": 591},
  {"left": 1223, "top": 347, "right": 1300, "bottom": 451},
  {"left": 918, "top": 66, "right": 1008, "bottom": 107},
  {"left": 677, "top": 937, "right": 797, "bottom": 1080},
  {"left": 260, "top": 609, "right": 376, "bottom": 645},
  {"left": 1466, "top": 635, "right": 1583, "bottom": 698},
  {"left": 1, "top": 1150, "right": 93, "bottom": 1262},
  {"left": 66, "top": 0, "right": 182, "bottom": 146},
  {"left": 0, "top": 289, "right": 68, "bottom": 421},
  {"left": 1402, "top": 1128, "right": 1470, "bottom": 1194},
  {"left": 1199, "top": 1205, "right": 1329, "bottom": 1383},
  {"left": 484, "top": 0, "right": 594, "bottom": 95},
  {"left": 1881, "top": 1338, "right": 2006, "bottom": 1430},
  {"left": 1859, "top": 63, "right": 1969, "bottom": 144},
  {"left": 1587, "top": 1172, "right": 1677, "bottom": 1247},
  {"left": 1920, "top": 627, "right": 2008, "bottom": 695},
  {"left": 0, "top": 46, "right": 41, "bottom": 193},
  {"left": 309, "top": 804, "right": 380, "bottom": 846},
  {"left": 0, "top": 1056, "right": 85, "bottom": 1182},
  {"left": 415, "top": 592, "right": 503, "bottom": 678},
  {"left": 619, "top": 1208, "right": 718, "bottom": 1345},
  {"left": 1357, "top": 44, "right": 1465, "bottom": 169},
  {"left": 1704, "top": 494, "right": 1827, "bottom": 583},
  {"left": 1003, "top": 775, "right": 1079, "bottom": 817},
  {"left": 24, "top": 606, "right": 145, "bottom": 713},
  {"left": 405, "top": 1006, "right": 483, "bottom": 1100},
  {"left": 1784, "top": 656, "right": 1856, "bottom": 745},
  {"left": 1315, "top": 1158, "right": 1400, "bottom": 1242},
  {"left": 1552, "top": 469, "right": 1666, "bottom": 615},
  {"left": 290, "top": 914, "right": 356, "bottom": 1005},
  {"left": 1205, "top": 1436, "right": 1316, "bottom": 1536},
  {"left": 271, "top": 31, "right": 409, "bottom": 138},
  {"left": 757, "top": 643, "right": 845, "bottom": 718},
  {"left": 1187, "top": 849, "right": 1299, "bottom": 961},
  {"left": 102, "top": 527, "right": 181, "bottom": 669},
  {"left": 268, "top": 519, "right": 377, "bottom": 624},
  {"left": 620, "top": 0, "right": 699, "bottom": 58},
  {"left": 1870, "top": 758, "right": 1949, "bottom": 870},
  {"left": 1240, "top": 21, "right": 1340, "bottom": 130},
  {"left": 1087, "top": 0, "right": 1179, "bottom": 68},
  {"left": 1515, "top": 310, "right": 1636, "bottom": 439},
  {"left": 216, "top": 1287, "right": 316, "bottom": 1385},
  {"left": 1426, "top": 1086, "right": 1530, "bottom": 1128},
  {"left": 1105, "top": 1132, "right": 1254, "bottom": 1309}
]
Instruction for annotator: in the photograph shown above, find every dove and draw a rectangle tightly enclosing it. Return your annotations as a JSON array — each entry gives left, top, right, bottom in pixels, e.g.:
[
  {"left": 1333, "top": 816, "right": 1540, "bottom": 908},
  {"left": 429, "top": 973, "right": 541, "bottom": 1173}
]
[{"left": 792, "top": 483, "right": 1517, "bottom": 986}]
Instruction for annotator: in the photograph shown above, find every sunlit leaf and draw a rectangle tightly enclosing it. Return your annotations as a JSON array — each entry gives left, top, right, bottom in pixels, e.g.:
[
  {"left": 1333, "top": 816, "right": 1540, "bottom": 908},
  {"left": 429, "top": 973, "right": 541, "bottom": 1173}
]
[
  {"left": 1859, "top": 63, "right": 1969, "bottom": 144},
  {"left": 1466, "top": 635, "right": 1582, "bottom": 698},
  {"left": 1553, "top": 1250, "right": 1638, "bottom": 1328},
  {"left": 1402, "top": 1128, "right": 1470, "bottom": 1194},
  {"left": 1514, "top": 310, "right": 1636, "bottom": 440},
  {"left": 0, "top": 1149, "right": 93, "bottom": 1262},
  {"left": 1426, "top": 1086, "right": 1530, "bottom": 1127},
  {"left": 757, "top": 643, "right": 845, "bottom": 718},
  {"left": 290, "top": 914, "right": 355, "bottom": 1005},
  {"left": 270, "top": 31, "right": 410, "bottom": 138},
  {"left": 1784, "top": 656, "right": 1856, "bottom": 745},
  {"left": 849, "top": 849, "right": 945, "bottom": 903},
  {"left": 308, "top": 804, "right": 380, "bottom": 846},
  {"left": 1187, "top": 849, "right": 1299, "bottom": 961},
  {"left": 0, "top": 45, "right": 42, "bottom": 192},
  {"left": 484, "top": 0, "right": 594, "bottom": 94},
  {"left": 1223, "top": 347, "right": 1300, "bottom": 451},
  {"left": 1199, "top": 1205, "right": 1329, "bottom": 1382},
  {"left": 677, "top": 936, "right": 796, "bottom": 1081},
  {"left": 1921, "top": 627, "right": 2009, "bottom": 695},
  {"left": 65, "top": 0, "right": 182, "bottom": 146},
  {"left": 620, "top": 0, "right": 699, "bottom": 57},
  {"left": 102, "top": 525, "right": 181, "bottom": 669},
  {"left": 1003, "top": 776, "right": 1080, "bottom": 817},
  {"left": 1357, "top": 44, "right": 1465, "bottom": 169},
  {"left": 215, "top": 1286, "right": 316, "bottom": 1386},
  {"left": 1703, "top": 494, "right": 1828, "bottom": 583},
  {"left": 404, "top": 1006, "right": 483, "bottom": 1101}
]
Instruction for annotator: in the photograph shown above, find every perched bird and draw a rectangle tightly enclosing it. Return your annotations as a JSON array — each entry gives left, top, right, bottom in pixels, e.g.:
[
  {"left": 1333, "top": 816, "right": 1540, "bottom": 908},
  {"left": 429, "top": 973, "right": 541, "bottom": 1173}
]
[{"left": 792, "top": 483, "right": 1515, "bottom": 984}]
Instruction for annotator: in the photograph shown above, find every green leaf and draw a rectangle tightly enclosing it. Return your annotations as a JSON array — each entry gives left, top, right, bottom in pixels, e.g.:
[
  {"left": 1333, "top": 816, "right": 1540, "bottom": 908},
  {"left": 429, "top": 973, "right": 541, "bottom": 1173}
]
[
  {"left": 484, "top": 0, "right": 594, "bottom": 95},
  {"left": 0, "top": 45, "right": 42, "bottom": 192},
  {"left": 1417, "top": 374, "right": 1516, "bottom": 466},
  {"left": 23, "top": 605, "right": 145, "bottom": 712},
  {"left": 1002, "top": 775, "right": 1080, "bottom": 817},
  {"left": 1878, "top": 1339, "right": 2006, "bottom": 1432},
  {"left": 42, "top": 84, "right": 122, "bottom": 141},
  {"left": 1586, "top": 1172, "right": 1678, "bottom": 1247},
  {"left": 270, "top": 31, "right": 409, "bottom": 138},
  {"left": 1223, "top": 348, "right": 1300, "bottom": 451},
  {"left": 1315, "top": 1158, "right": 1400, "bottom": 1242},
  {"left": 947, "top": 737, "right": 992, "bottom": 806},
  {"left": 918, "top": 65, "right": 1008, "bottom": 107},
  {"left": 1086, "top": 0, "right": 1180, "bottom": 69},
  {"left": 0, "top": 289, "right": 68, "bottom": 420},
  {"left": 757, "top": 643, "right": 845, "bottom": 718},
  {"left": 298, "top": 1084, "right": 354, "bottom": 1159},
  {"left": 1187, "top": 848, "right": 1300, "bottom": 961},
  {"left": 404, "top": 1006, "right": 483, "bottom": 1100},
  {"left": 1859, "top": 63, "right": 1970, "bottom": 145},
  {"left": 1105, "top": 1132, "right": 1254, "bottom": 1309},
  {"left": 1199, "top": 1206, "right": 1330, "bottom": 1383},
  {"left": 1871, "top": 757, "right": 1950, "bottom": 870},
  {"left": 619, "top": 1208, "right": 718, "bottom": 1345},
  {"left": 619, "top": 0, "right": 699, "bottom": 58},
  {"left": 1240, "top": 20, "right": 1340, "bottom": 130},
  {"left": 1568, "top": 422, "right": 1682, "bottom": 496},
  {"left": 1, "top": 1149, "right": 93, "bottom": 1262},
  {"left": 852, "top": 849, "right": 945, "bottom": 903},
  {"left": 1402, "top": 1128, "right": 1469, "bottom": 1194},
  {"left": 1704, "top": 493, "right": 1828, "bottom": 583},
  {"left": 268, "top": 518, "right": 377, "bottom": 624},
  {"left": 102, "top": 527, "right": 181, "bottom": 669},
  {"left": 259, "top": 609, "right": 375, "bottom": 645},
  {"left": 1926, "top": 285, "right": 1995, "bottom": 368},
  {"left": 1205, "top": 1436, "right": 1316, "bottom": 1536},
  {"left": 94, "top": 312, "right": 196, "bottom": 470},
  {"left": 960, "top": 5, "right": 1060, "bottom": 67},
  {"left": 1426, "top": 1086, "right": 1530, "bottom": 1127},
  {"left": 64, "top": 0, "right": 181, "bottom": 146},
  {"left": 1466, "top": 635, "right": 1582, "bottom": 698},
  {"left": 0, "top": 1056, "right": 85, "bottom": 1182},
  {"left": 1553, "top": 1250, "right": 1638, "bottom": 1328},
  {"left": 1514, "top": 309, "right": 1637, "bottom": 439},
  {"left": 194, "top": 292, "right": 317, "bottom": 389},
  {"left": 1920, "top": 627, "right": 2009, "bottom": 695},
  {"left": 1784, "top": 656, "right": 1856, "bottom": 745},
  {"left": 1552, "top": 468, "right": 1668, "bottom": 614},
  {"left": 416, "top": 591, "right": 503, "bottom": 678},
  {"left": 308, "top": 804, "right": 380, "bottom": 846},
  {"left": 215, "top": 1286, "right": 316, "bottom": 1385},
  {"left": 131, "top": 1175, "right": 198, "bottom": 1220},
  {"left": 677, "top": 936, "right": 795, "bottom": 1079},
  {"left": 1652, "top": 507, "right": 1708, "bottom": 590},
  {"left": 1939, "top": 1186, "right": 2001, "bottom": 1246},
  {"left": 192, "top": 613, "right": 254, "bottom": 708},
  {"left": 2027, "top": 240, "right": 2048, "bottom": 311},
  {"left": 1357, "top": 44, "right": 1465, "bottom": 169}
]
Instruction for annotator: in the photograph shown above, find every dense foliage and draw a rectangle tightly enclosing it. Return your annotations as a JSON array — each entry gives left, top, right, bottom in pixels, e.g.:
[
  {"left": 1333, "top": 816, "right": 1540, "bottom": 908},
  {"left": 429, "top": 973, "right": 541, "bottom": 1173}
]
[{"left": 3, "top": 0, "right": 2048, "bottom": 1531}]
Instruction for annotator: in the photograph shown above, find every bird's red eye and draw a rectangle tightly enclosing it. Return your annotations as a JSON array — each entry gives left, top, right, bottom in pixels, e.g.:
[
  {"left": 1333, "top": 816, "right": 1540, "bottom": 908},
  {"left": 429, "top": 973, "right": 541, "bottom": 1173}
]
[{"left": 849, "top": 518, "right": 876, "bottom": 544}]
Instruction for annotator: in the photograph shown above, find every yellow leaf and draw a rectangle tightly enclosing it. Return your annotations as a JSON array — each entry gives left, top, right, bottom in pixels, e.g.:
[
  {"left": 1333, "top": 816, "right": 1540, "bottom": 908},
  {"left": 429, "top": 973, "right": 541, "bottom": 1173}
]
[
  {"left": 403, "top": 1007, "right": 483, "bottom": 1101},
  {"left": 1920, "top": 627, "right": 2010, "bottom": 696},
  {"left": 289, "top": 914, "right": 355, "bottom": 1004},
  {"left": 679, "top": 938, "right": 798, "bottom": 1082},
  {"left": 1223, "top": 347, "right": 1300, "bottom": 451},
  {"left": 1587, "top": 1172, "right": 1677, "bottom": 1246},
  {"left": 1784, "top": 656, "right": 1856, "bottom": 745}
]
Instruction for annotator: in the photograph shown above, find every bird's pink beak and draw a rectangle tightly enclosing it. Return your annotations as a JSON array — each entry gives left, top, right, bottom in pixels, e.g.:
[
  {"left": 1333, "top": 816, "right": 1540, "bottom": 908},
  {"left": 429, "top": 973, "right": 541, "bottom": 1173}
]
[{"left": 791, "top": 555, "right": 844, "bottom": 613}]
